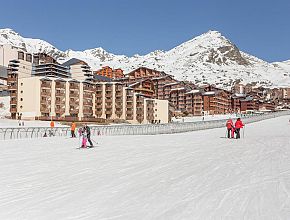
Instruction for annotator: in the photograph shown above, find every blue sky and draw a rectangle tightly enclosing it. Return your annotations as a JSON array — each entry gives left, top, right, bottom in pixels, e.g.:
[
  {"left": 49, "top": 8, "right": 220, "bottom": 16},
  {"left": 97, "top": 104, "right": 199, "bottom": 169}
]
[{"left": 1, "top": 0, "right": 290, "bottom": 62}]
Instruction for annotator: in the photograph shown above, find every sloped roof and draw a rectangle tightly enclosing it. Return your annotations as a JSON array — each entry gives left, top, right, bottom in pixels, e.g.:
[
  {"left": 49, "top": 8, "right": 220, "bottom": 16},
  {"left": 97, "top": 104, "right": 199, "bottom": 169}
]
[
  {"left": 62, "top": 58, "right": 88, "bottom": 67},
  {"left": 94, "top": 75, "right": 112, "bottom": 82}
]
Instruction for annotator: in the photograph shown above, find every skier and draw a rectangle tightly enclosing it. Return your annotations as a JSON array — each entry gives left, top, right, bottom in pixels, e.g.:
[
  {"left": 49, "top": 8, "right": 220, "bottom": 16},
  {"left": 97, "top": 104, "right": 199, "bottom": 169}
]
[
  {"left": 84, "top": 124, "right": 93, "bottom": 148},
  {"left": 234, "top": 118, "right": 244, "bottom": 139},
  {"left": 70, "top": 122, "right": 76, "bottom": 138},
  {"left": 226, "top": 118, "right": 234, "bottom": 138},
  {"left": 50, "top": 121, "right": 55, "bottom": 128},
  {"left": 80, "top": 127, "right": 88, "bottom": 148}
]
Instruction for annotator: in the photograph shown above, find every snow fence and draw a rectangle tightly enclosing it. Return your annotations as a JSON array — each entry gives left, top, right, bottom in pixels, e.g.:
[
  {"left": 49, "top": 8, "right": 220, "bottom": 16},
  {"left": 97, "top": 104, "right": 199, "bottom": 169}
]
[{"left": 0, "top": 111, "right": 289, "bottom": 140}]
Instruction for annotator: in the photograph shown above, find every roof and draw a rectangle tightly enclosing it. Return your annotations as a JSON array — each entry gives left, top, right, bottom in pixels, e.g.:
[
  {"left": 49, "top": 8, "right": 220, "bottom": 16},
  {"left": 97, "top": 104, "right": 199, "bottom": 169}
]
[
  {"left": 185, "top": 89, "right": 200, "bottom": 95},
  {"left": 62, "top": 58, "right": 88, "bottom": 67},
  {"left": 94, "top": 75, "right": 112, "bottom": 82},
  {"left": 203, "top": 91, "right": 216, "bottom": 96},
  {"left": 170, "top": 87, "right": 185, "bottom": 92}
]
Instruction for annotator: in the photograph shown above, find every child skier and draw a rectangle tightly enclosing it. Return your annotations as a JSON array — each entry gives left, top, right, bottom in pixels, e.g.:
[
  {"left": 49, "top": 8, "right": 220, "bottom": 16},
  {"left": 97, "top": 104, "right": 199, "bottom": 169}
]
[{"left": 81, "top": 127, "right": 88, "bottom": 148}]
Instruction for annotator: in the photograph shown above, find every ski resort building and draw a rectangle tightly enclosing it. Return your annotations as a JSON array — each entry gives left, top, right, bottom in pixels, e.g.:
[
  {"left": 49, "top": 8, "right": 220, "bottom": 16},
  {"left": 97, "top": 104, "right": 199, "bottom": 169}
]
[
  {"left": 6, "top": 51, "right": 169, "bottom": 123},
  {"left": 94, "top": 66, "right": 124, "bottom": 79}
]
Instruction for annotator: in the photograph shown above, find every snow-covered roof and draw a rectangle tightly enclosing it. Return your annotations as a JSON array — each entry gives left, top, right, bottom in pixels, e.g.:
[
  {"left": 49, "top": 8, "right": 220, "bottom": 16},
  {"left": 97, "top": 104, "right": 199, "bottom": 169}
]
[
  {"left": 203, "top": 91, "right": 215, "bottom": 95},
  {"left": 185, "top": 89, "right": 200, "bottom": 94},
  {"left": 170, "top": 87, "right": 185, "bottom": 92},
  {"left": 164, "top": 82, "right": 179, "bottom": 86}
]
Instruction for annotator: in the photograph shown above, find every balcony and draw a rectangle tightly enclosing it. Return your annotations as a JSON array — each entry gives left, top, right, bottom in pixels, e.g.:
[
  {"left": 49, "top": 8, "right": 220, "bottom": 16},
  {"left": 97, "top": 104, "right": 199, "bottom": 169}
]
[
  {"left": 10, "top": 107, "right": 17, "bottom": 113},
  {"left": 41, "top": 82, "right": 51, "bottom": 88},
  {"left": 83, "top": 109, "right": 93, "bottom": 114},
  {"left": 95, "top": 92, "right": 102, "bottom": 98},
  {"left": 69, "top": 109, "right": 79, "bottom": 114},
  {"left": 55, "top": 83, "right": 66, "bottom": 89},
  {"left": 9, "top": 85, "right": 17, "bottom": 90},
  {"left": 69, "top": 93, "right": 79, "bottom": 98},
  {"left": 126, "top": 115, "right": 133, "bottom": 120},
  {"left": 41, "top": 91, "right": 51, "bottom": 96},
  {"left": 105, "top": 92, "right": 112, "bottom": 98},
  {"left": 83, "top": 100, "right": 93, "bottom": 106},
  {"left": 7, "top": 78, "right": 17, "bottom": 83},
  {"left": 69, "top": 84, "right": 79, "bottom": 90},
  {"left": 105, "top": 109, "right": 112, "bottom": 114},
  {"left": 40, "top": 106, "right": 50, "bottom": 113},
  {"left": 106, "top": 99, "right": 112, "bottom": 104},
  {"left": 55, "top": 91, "right": 65, "bottom": 96},
  {"left": 55, "top": 99, "right": 65, "bottom": 105},
  {"left": 10, "top": 100, "right": 17, "bottom": 105},
  {"left": 83, "top": 93, "right": 93, "bottom": 99},
  {"left": 105, "top": 86, "right": 113, "bottom": 91}
]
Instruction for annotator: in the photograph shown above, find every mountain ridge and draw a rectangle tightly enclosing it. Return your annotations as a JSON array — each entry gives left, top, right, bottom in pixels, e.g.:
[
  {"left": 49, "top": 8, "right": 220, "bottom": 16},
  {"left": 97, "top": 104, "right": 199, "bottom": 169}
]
[{"left": 1, "top": 28, "right": 290, "bottom": 89}]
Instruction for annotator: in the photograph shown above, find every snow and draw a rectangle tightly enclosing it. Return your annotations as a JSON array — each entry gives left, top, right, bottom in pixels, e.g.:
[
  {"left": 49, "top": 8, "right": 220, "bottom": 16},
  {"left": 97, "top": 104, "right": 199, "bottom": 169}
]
[
  {"left": 0, "top": 116, "right": 290, "bottom": 219},
  {"left": 2, "top": 28, "right": 290, "bottom": 89}
]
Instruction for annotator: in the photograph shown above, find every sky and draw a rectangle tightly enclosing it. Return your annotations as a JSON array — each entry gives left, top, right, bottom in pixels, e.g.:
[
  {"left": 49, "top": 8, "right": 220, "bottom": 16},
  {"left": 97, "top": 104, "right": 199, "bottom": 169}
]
[{"left": 0, "top": 0, "right": 290, "bottom": 62}]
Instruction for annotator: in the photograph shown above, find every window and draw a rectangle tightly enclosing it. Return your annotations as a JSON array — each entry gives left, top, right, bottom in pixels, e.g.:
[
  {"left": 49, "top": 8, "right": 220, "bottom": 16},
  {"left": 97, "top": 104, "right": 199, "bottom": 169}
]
[
  {"left": 20, "top": 98, "right": 23, "bottom": 101},
  {"left": 20, "top": 106, "right": 23, "bottom": 109},
  {"left": 26, "top": 54, "right": 32, "bottom": 62},
  {"left": 18, "top": 52, "right": 24, "bottom": 60},
  {"left": 20, "top": 83, "right": 23, "bottom": 86},
  {"left": 20, "top": 91, "right": 23, "bottom": 94}
]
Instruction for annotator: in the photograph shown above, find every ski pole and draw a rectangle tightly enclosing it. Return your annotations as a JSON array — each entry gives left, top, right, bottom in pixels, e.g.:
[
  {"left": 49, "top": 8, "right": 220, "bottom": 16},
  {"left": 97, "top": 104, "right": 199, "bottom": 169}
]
[
  {"left": 91, "top": 138, "right": 98, "bottom": 146},
  {"left": 243, "top": 126, "right": 245, "bottom": 139}
]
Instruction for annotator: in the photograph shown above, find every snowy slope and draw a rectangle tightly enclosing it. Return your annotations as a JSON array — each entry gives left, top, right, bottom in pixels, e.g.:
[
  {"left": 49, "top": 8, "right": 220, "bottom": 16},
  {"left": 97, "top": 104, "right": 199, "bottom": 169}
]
[
  {"left": 0, "top": 28, "right": 65, "bottom": 58},
  {"left": 0, "top": 116, "right": 290, "bottom": 219},
  {"left": 1, "top": 28, "right": 290, "bottom": 89}
]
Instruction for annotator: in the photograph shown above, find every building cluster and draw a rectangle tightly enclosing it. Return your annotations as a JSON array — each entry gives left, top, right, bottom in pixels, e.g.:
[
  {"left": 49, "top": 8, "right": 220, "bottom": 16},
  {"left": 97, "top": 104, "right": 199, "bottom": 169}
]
[
  {"left": 0, "top": 45, "right": 168, "bottom": 124},
  {"left": 0, "top": 44, "right": 290, "bottom": 124}
]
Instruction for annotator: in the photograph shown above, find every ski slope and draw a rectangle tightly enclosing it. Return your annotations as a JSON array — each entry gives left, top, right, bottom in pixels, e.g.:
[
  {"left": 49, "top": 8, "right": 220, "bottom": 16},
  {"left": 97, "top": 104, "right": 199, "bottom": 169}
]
[{"left": 0, "top": 116, "right": 290, "bottom": 219}]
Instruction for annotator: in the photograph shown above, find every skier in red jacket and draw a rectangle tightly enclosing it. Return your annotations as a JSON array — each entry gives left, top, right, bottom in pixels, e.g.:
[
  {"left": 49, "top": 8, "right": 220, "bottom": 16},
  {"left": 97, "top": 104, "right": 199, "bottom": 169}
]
[
  {"left": 226, "top": 118, "right": 234, "bottom": 138},
  {"left": 235, "top": 118, "right": 244, "bottom": 139}
]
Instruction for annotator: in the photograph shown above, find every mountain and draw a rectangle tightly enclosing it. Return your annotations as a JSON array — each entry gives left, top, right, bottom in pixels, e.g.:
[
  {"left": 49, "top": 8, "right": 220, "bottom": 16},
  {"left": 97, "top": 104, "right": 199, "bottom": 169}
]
[{"left": 1, "top": 28, "right": 290, "bottom": 89}]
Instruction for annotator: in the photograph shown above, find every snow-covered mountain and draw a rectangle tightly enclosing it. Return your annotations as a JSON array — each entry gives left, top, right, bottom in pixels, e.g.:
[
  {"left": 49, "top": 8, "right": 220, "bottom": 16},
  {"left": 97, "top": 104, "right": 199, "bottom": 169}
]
[{"left": 1, "top": 28, "right": 290, "bottom": 89}]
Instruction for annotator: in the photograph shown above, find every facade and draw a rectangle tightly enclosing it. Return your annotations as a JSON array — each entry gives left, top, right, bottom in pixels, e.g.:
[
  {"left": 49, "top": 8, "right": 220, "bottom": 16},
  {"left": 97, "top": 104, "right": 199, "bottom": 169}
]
[
  {"left": 0, "top": 44, "right": 23, "bottom": 67},
  {"left": 202, "top": 90, "right": 231, "bottom": 115},
  {"left": 94, "top": 66, "right": 124, "bottom": 79},
  {"left": 282, "top": 88, "right": 290, "bottom": 100},
  {"left": 185, "top": 90, "right": 203, "bottom": 116},
  {"left": 6, "top": 52, "right": 169, "bottom": 124}
]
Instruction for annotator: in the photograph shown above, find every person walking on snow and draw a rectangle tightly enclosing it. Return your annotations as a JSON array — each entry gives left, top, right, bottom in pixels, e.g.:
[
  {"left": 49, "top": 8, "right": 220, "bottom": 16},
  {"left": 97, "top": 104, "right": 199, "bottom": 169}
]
[
  {"left": 84, "top": 124, "right": 93, "bottom": 148},
  {"left": 70, "top": 122, "right": 76, "bottom": 138},
  {"left": 235, "top": 118, "right": 244, "bottom": 139},
  {"left": 226, "top": 118, "right": 235, "bottom": 138}
]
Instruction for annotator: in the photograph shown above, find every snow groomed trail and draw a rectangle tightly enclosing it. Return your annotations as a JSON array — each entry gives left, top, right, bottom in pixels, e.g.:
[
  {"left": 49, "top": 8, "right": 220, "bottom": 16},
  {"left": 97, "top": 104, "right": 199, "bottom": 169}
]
[{"left": 0, "top": 116, "right": 290, "bottom": 219}]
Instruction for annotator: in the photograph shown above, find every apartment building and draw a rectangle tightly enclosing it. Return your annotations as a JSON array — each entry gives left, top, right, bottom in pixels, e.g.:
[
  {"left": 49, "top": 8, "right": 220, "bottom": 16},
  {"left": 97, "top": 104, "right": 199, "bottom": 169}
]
[
  {"left": 185, "top": 90, "right": 203, "bottom": 116},
  {"left": 202, "top": 90, "right": 231, "bottom": 115},
  {"left": 128, "top": 79, "right": 155, "bottom": 98},
  {"left": 151, "top": 75, "right": 177, "bottom": 99},
  {"left": 240, "top": 96, "right": 259, "bottom": 113},
  {"left": 6, "top": 51, "right": 169, "bottom": 123},
  {"left": 282, "top": 88, "right": 290, "bottom": 100},
  {"left": 94, "top": 66, "right": 124, "bottom": 79},
  {"left": 62, "top": 58, "right": 93, "bottom": 81},
  {"left": 0, "top": 44, "right": 24, "bottom": 67}
]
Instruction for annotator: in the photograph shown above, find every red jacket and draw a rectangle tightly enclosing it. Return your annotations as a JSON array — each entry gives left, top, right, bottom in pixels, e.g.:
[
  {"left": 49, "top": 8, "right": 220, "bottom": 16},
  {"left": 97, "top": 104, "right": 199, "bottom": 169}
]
[
  {"left": 235, "top": 120, "right": 244, "bottom": 129},
  {"left": 226, "top": 120, "right": 234, "bottom": 129}
]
